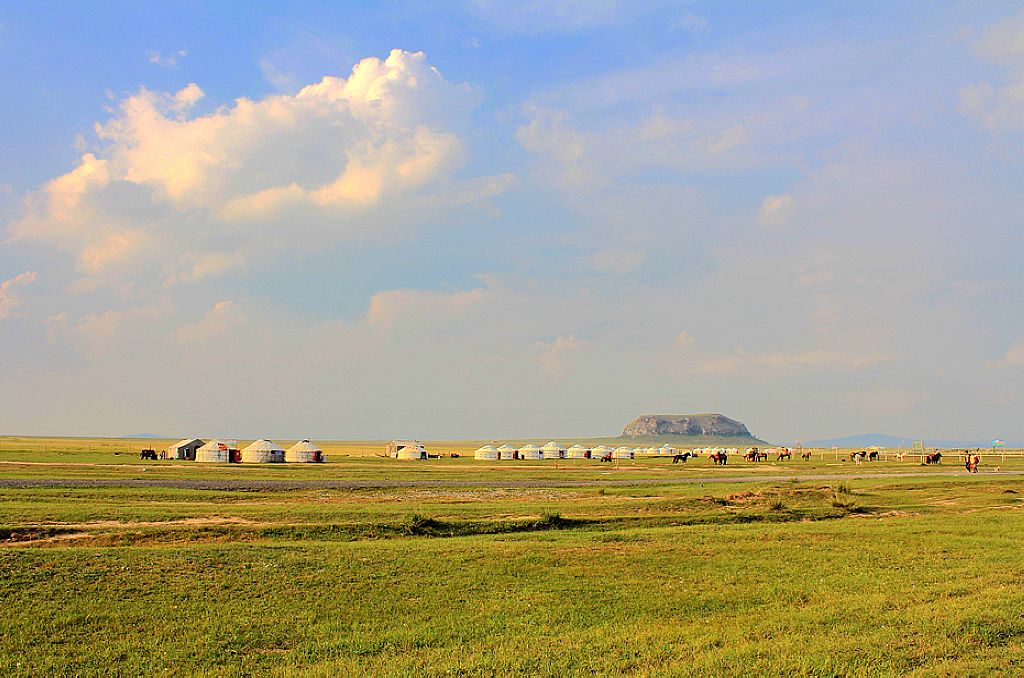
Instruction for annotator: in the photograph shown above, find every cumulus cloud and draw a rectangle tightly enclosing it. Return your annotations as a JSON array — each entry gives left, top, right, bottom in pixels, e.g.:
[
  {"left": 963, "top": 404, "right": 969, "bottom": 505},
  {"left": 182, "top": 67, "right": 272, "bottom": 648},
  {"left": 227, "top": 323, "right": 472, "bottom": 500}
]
[
  {"left": 177, "top": 300, "right": 245, "bottom": 344},
  {"left": 961, "top": 12, "right": 1024, "bottom": 131},
  {"left": 9, "top": 49, "right": 502, "bottom": 290},
  {"left": 759, "top": 193, "right": 794, "bottom": 224},
  {"left": 0, "top": 271, "right": 39, "bottom": 319},
  {"left": 147, "top": 49, "right": 188, "bottom": 68}
]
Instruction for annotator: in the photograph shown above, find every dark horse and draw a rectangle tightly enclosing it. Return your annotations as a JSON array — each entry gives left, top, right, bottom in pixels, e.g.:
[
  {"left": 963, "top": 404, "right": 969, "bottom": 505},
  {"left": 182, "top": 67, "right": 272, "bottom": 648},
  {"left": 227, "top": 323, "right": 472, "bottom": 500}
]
[
  {"left": 139, "top": 449, "right": 157, "bottom": 460},
  {"left": 600, "top": 453, "right": 613, "bottom": 463},
  {"left": 868, "top": 451, "right": 879, "bottom": 461},
  {"left": 672, "top": 452, "right": 692, "bottom": 464},
  {"left": 924, "top": 452, "right": 943, "bottom": 465},
  {"left": 708, "top": 451, "right": 728, "bottom": 465},
  {"left": 850, "top": 450, "right": 867, "bottom": 462}
]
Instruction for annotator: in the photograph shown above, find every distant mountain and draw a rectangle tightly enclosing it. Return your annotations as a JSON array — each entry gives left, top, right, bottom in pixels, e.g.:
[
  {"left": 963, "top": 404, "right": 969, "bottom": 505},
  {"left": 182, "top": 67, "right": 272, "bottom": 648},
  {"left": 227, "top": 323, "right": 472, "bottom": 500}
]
[
  {"left": 121, "top": 433, "right": 165, "bottom": 439},
  {"left": 621, "top": 414, "right": 769, "bottom": 445},
  {"left": 804, "top": 433, "right": 1020, "bottom": 449}
]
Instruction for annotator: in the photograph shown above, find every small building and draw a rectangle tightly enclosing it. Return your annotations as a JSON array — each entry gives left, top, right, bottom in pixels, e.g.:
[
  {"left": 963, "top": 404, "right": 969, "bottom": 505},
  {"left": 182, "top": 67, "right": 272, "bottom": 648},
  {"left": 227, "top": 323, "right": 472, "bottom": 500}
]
[
  {"left": 660, "top": 445, "right": 678, "bottom": 457},
  {"left": 285, "top": 440, "right": 324, "bottom": 463},
  {"left": 613, "top": 446, "right": 634, "bottom": 459},
  {"left": 387, "top": 440, "right": 427, "bottom": 459},
  {"left": 496, "top": 444, "right": 518, "bottom": 460},
  {"left": 166, "top": 438, "right": 204, "bottom": 460},
  {"left": 474, "top": 445, "right": 499, "bottom": 460},
  {"left": 541, "top": 441, "right": 566, "bottom": 459},
  {"left": 591, "top": 445, "right": 613, "bottom": 459},
  {"left": 519, "top": 444, "right": 543, "bottom": 460},
  {"left": 241, "top": 439, "right": 285, "bottom": 463},
  {"left": 195, "top": 439, "right": 239, "bottom": 463},
  {"left": 566, "top": 444, "right": 588, "bottom": 459}
]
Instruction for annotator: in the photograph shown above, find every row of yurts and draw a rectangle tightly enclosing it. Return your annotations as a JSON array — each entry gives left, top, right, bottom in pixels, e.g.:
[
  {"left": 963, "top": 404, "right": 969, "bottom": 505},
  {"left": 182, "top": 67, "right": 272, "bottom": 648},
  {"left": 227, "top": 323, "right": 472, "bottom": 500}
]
[
  {"left": 473, "top": 443, "right": 741, "bottom": 460},
  {"left": 166, "top": 438, "right": 325, "bottom": 463}
]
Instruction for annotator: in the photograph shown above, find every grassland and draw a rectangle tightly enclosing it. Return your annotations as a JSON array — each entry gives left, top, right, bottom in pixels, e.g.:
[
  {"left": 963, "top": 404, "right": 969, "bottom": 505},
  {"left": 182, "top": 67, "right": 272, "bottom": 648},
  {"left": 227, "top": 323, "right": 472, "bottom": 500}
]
[{"left": 0, "top": 437, "right": 1022, "bottom": 675}]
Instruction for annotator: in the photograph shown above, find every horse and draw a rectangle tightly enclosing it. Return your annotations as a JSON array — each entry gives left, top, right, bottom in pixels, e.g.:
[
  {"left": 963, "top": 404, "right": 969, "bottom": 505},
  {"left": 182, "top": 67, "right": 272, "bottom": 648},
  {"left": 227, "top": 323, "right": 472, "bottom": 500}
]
[
  {"left": 800, "top": 450, "right": 812, "bottom": 461},
  {"left": 672, "top": 452, "right": 692, "bottom": 464},
  {"left": 850, "top": 450, "right": 867, "bottom": 463},
  {"left": 924, "top": 452, "right": 943, "bottom": 465},
  {"left": 756, "top": 451, "right": 768, "bottom": 461},
  {"left": 868, "top": 451, "right": 879, "bottom": 462},
  {"left": 744, "top": 448, "right": 758, "bottom": 462},
  {"left": 708, "top": 451, "right": 727, "bottom": 465},
  {"left": 139, "top": 449, "right": 157, "bottom": 460},
  {"left": 776, "top": 448, "right": 792, "bottom": 462}
]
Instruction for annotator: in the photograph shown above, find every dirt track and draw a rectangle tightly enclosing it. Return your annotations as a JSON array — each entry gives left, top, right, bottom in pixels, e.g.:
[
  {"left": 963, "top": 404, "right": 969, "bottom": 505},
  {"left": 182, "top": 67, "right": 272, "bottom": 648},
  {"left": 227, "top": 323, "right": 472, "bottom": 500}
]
[{"left": 0, "top": 471, "right": 1019, "bottom": 491}]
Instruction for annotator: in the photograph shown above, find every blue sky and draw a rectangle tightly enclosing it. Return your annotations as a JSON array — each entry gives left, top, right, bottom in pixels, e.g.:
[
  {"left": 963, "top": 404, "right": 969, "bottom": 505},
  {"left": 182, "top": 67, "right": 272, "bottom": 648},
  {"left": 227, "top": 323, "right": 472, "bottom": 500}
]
[{"left": 1, "top": 1, "right": 1023, "bottom": 442}]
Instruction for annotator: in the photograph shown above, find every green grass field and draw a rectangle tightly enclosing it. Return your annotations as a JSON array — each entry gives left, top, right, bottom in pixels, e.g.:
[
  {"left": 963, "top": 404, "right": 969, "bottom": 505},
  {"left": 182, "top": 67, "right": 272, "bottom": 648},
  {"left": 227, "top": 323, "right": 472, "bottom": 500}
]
[{"left": 1, "top": 437, "right": 1022, "bottom": 675}]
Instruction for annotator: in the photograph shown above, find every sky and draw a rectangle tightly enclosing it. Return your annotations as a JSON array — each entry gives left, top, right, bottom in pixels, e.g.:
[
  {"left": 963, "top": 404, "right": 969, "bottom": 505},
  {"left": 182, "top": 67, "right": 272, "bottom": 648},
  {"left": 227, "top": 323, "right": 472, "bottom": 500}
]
[{"left": 1, "top": 1, "right": 1023, "bottom": 442}]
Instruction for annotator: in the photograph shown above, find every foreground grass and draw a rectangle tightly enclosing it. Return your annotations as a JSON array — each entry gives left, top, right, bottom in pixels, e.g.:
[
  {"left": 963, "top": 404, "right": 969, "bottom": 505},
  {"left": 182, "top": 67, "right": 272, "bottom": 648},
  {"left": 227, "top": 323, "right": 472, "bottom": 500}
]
[{"left": 0, "top": 475, "right": 1022, "bottom": 675}]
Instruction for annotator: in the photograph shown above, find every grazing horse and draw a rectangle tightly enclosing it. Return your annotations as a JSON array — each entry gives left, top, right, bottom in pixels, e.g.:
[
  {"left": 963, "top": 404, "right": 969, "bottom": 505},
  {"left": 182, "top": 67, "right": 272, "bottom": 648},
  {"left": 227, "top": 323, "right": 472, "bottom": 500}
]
[
  {"left": 776, "top": 448, "right": 792, "bottom": 461},
  {"left": 924, "top": 452, "right": 943, "bottom": 465},
  {"left": 850, "top": 450, "right": 867, "bottom": 463},
  {"left": 800, "top": 450, "right": 812, "bottom": 461},
  {"left": 600, "top": 453, "right": 613, "bottom": 463},
  {"left": 672, "top": 452, "right": 692, "bottom": 464},
  {"left": 756, "top": 451, "right": 768, "bottom": 461},
  {"left": 868, "top": 451, "right": 879, "bottom": 461},
  {"left": 708, "top": 451, "right": 728, "bottom": 465},
  {"left": 139, "top": 449, "right": 157, "bottom": 460},
  {"left": 744, "top": 448, "right": 759, "bottom": 462}
]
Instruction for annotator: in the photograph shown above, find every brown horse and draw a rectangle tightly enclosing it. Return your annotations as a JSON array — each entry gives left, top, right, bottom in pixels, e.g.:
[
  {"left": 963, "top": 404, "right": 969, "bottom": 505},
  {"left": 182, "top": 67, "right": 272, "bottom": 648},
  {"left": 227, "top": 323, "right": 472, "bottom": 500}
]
[
  {"left": 924, "top": 452, "right": 943, "bottom": 465},
  {"left": 708, "top": 451, "right": 728, "bottom": 465},
  {"left": 744, "top": 448, "right": 758, "bottom": 462},
  {"left": 800, "top": 450, "right": 811, "bottom": 461},
  {"left": 672, "top": 453, "right": 692, "bottom": 464},
  {"left": 850, "top": 450, "right": 867, "bottom": 463},
  {"left": 776, "top": 449, "right": 792, "bottom": 461}
]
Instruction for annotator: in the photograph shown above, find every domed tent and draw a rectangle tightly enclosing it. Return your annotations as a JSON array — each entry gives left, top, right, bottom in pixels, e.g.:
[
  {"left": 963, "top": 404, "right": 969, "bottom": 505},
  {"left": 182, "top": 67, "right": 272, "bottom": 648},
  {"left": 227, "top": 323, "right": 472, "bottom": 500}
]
[
  {"left": 566, "top": 444, "right": 588, "bottom": 459},
  {"left": 644, "top": 446, "right": 660, "bottom": 457},
  {"left": 285, "top": 439, "right": 323, "bottom": 463},
  {"left": 632, "top": 447, "right": 645, "bottom": 458},
  {"left": 387, "top": 440, "right": 427, "bottom": 459},
  {"left": 613, "top": 446, "right": 634, "bottom": 459},
  {"left": 660, "top": 444, "right": 678, "bottom": 457},
  {"left": 591, "top": 445, "right": 613, "bottom": 459},
  {"left": 474, "top": 445, "right": 498, "bottom": 460},
  {"left": 195, "top": 439, "right": 238, "bottom": 463},
  {"left": 241, "top": 439, "right": 284, "bottom": 463},
  {"left": 541, "top": 441, "right": 566, "bottom": 459},
  {"left": 497, "top": 444, "right": 518, "bottom": 460},
  {"left": 519, "top": 444, "right": 543, "bottom": 460}
]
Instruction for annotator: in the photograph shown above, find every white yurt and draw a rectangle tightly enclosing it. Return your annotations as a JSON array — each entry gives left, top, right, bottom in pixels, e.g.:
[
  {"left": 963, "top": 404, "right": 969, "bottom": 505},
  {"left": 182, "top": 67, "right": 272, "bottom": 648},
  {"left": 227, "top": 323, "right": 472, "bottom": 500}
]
[
  {"left": 632, "top": 447, "right": 645, "bottom": 458},
  {"left": 660, "top": 444, "right": 678, "bottom": 457},
  {"left": 195, "top": 439, "right": 236, "bottom": 463},
  {"left": 541, "top": 441, "right": 566, "bottom": 459},
  {"left": 613, "top": 446, "right": 634, "bottom": 459},
  {"left": 285, "top": 439, "right": 323, "bottom": 463},
  {"left": 241, "top": 439, "right": 284, "bottom": 463},
  {"left": 497, "top": 444, "right": 518, "bottom": 460},
  {"left": 727, "top": 448, "right": 738, "bottom": 456},
  {"left": 566, "top": 444, "right": 588, "bottom": 459},
  {"left": 474, "top": 445, "right": 499, "bottom": 460},
  {"left": 518, "top": 444, "right": 543, "bottom": 460},
  {"left": 591, "top": 445, "right": 613, "bottom": 459},
  {"left": 396, "top": 442, "right": 428, "bottom": 460}
]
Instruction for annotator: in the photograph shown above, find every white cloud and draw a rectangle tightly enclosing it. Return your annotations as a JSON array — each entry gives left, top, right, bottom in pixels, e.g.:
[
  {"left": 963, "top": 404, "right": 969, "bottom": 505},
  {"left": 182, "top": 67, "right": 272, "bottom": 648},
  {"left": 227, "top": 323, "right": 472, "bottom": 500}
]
[
  {"left": 537, "top": 335, "right": 585, "bottom": 377},
  {"left": 961, "top": 12, "right": 1024, "bottom": 131},
  {"left": 9, "top": 49, "right": 502, "bottom": 290},
  {"left": 672, "top": 331, "right": 695, "bottom": 350},
  {"left": 759, "top": 193, "right": 794, "bottom": 224},
  {"left": 147, "top": 49, "right": 188, "bottom": 69},
  {"left": 0, "top": 271, "right": 39, "bottom": 319},
  {"left": 177, "top": 300, "right": 245, "bottom": 344},
  {"left": 999, "top": 342, "right": 1024, "bottom": 367}
]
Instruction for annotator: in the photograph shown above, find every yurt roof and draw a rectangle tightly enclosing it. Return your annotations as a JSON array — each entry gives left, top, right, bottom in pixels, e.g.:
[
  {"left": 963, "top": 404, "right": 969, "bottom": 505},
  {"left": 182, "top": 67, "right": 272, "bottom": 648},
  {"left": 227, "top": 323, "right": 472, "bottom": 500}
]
[
  {"left": 567, "top": 444, "right": 586, "bottom": 450},
  {"left": 519, "top": 444, "right": 540, "bottom": 451},
  {"left": 287, "top": 439, "right": 321, "bottom": 453},
  {"left": 541, "top": 441, "right": 566, "bottom": 450},
  {"left": 170, "top": 438, "right": 203, "bottom": 449},
  {"left": 475, "top": 445, "right": 497, "bottom": 452},
  {"left": 244, "top": 439, "right": 284, "bottom": 452},
  {"left": 198, "top": 439, "right": 236, "bottom": 452},
  {"left": 614, "top": 446, "right": 632, "bottom": 452},
  {"left": 591, "top": 445, "right": 612, "bottom": 453},
  {"left": 496, "top": 444, "right": 517, "bottom": 451}
]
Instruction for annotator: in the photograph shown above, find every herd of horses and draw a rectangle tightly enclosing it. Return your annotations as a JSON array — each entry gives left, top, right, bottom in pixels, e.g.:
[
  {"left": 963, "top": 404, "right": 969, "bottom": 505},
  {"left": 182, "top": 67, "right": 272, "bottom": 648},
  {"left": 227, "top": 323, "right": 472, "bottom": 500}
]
[{"left": 669, "top": 447, "right": 960, "bottom": 466}]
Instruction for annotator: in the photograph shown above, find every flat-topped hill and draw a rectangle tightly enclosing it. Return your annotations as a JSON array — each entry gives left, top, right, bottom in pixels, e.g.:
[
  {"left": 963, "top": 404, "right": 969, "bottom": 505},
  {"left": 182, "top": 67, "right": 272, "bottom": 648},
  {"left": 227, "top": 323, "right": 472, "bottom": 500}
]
[{"left": 621, "top": 413, "right": 768, "bottom": 445}]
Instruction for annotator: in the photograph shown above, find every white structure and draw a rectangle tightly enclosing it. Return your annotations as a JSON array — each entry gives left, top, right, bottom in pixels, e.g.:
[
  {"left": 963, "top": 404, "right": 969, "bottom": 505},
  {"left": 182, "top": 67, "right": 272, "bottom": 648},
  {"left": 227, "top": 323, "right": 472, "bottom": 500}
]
[
  {"left": 388, "top": 440, "right": 427, "bottom": 459},
  {"left": 591, "top": 445, "right": 613, "bottom": 459},
  {"left": 613, "top": 446, "right": 634, "bottom": 459},
  {"left": 166, "top": 438, "right": 203, "bottom": 460},
  {"left": 518, "top": 444, "right": 543, "bottom": 460},
  {"left": 241, "top": 439, "right": 284, "bottom": 463},
  {"left": 660, "top": 444, "right": 678, "bottom": 457},
  {"left": 541, "top": 441, "right": 566, "bottom": 459},
  {"left": 474, "top": 445, "right": 499, "bottom": 460},
  {"left": 285, "top": 439, "right": 323, "bottom": 463},
  {"left": 195, "top": 439, "right": 235, "bottom": 463},
  {"left": 632, "top": 447, "right": 645, "bottom": 458},
  {"left": 497, "top": 444, "right": 518, "bottom": 460},
  {"left": 566, "top": 444, "right": 588, "bottom": 459}
]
